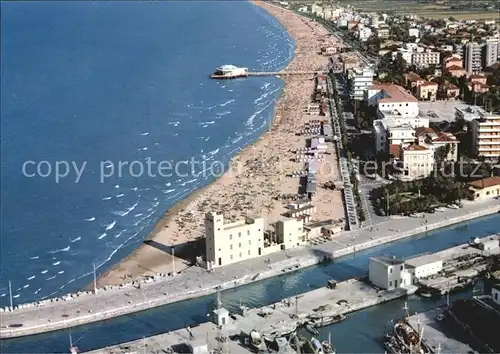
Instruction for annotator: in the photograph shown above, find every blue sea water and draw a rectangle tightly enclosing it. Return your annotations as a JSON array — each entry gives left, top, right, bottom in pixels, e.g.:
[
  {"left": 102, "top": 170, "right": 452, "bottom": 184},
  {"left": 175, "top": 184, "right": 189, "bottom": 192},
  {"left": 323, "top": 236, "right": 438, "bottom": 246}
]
[{"left": 0, "top": 0, "right": 294, "bottom": 304}]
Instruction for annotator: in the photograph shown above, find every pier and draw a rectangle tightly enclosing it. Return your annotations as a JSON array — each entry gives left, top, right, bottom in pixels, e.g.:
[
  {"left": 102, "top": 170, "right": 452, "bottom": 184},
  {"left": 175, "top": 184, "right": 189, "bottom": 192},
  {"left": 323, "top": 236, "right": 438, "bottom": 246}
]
[
  {"left": 84, "top": 278, "right": 407, "bottom": 354},
  {"left": 247, "top": 70, "right": 324, "bottom": 77}
]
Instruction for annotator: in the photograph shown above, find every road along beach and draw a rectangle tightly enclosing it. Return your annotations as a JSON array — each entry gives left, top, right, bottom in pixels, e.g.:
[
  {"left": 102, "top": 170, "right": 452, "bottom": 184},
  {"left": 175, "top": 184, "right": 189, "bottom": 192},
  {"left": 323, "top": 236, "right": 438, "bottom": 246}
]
[
  {"left": 95, "top": 0, "right": 345, "bottom": 287},
  {"left": 1, "top": 199, "right": 498, "bottom": 339}
]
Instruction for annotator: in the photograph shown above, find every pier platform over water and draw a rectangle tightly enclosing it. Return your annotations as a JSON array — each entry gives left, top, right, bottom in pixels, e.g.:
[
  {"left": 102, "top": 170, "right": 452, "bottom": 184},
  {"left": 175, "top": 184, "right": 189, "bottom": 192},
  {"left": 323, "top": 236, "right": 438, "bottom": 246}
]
[{"left": 247, "top": 70, "right": 324, "bottom": 77}]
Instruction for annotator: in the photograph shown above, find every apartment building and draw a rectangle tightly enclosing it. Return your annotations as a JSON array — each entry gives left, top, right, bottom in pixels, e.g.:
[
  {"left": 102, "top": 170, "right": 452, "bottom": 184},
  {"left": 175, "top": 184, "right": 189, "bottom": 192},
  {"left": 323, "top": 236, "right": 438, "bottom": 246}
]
[
  {"left": 408, "top": 27, "right": 419, "bottom": 38},
  {"left": 484, "top": 38, "right": 499, "bottom": 68},
  {"left": 348, "top": 66, "right": 374, "bottom": 100},
  {"left": 204, "top": 212, "right": 305, "bottom": 269},
  {"left": 411, "top": 51, "right": 440, "bottom": 68},
  {"left": 464, "top": 42, "right": 483, "bottom": 73},
  {"left": 472, "top": 111, "right": 500, "bottom": 159},
  {"left": 376, "top": 26, "right": 390, "bottom": 39}
]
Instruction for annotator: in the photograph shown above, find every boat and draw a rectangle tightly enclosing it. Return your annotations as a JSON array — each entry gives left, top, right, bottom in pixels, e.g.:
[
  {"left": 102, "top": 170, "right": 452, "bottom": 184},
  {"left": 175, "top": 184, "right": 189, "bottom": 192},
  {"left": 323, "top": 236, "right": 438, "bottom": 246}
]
[
  {"left": 210, "top": 65, "right": 248, "bottom": 79},
  {"left": 305, "top": 324, "right": 319, "bottom": 335},
  {"left": 309, "top": 314, "right": 347, "bottom": 328},
  {"left": 311, "top": 337, "right": 324, "bottom": 354},
  {"left": 321, "top": 341, "right": 336, "bottom": 354}
]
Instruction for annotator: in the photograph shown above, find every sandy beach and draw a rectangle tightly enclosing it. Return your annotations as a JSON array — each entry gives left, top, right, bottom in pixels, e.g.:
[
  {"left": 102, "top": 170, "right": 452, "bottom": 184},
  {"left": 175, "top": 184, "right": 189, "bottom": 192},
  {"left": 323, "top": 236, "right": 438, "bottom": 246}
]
[{"left": 96, "top": 1, "right": 344, "bottom": 287}]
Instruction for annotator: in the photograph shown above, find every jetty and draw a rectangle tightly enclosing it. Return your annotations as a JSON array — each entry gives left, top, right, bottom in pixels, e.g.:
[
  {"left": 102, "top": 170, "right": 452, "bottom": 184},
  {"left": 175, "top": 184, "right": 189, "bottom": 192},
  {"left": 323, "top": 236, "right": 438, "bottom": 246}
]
[
  {"left": 83, "top": 278, "right": 407, "bottom": 354},
  {"left": 247, "top": 70, "right": 325, "bottom": 77}
]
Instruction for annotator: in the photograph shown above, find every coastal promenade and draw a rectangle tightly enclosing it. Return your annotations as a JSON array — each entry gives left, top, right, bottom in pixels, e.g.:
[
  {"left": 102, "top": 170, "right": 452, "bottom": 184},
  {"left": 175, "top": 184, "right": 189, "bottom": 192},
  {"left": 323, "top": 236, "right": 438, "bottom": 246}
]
[{"left": 1, "top": 198, "right": 498, "bottom": 339}]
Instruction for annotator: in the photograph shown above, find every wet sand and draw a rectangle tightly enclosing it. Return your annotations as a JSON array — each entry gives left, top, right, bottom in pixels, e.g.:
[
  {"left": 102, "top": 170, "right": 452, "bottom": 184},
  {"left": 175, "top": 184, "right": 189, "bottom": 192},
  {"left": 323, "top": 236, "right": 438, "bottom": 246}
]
[{"left": 96, "top": 1, "right": 344, "bottom": 287}]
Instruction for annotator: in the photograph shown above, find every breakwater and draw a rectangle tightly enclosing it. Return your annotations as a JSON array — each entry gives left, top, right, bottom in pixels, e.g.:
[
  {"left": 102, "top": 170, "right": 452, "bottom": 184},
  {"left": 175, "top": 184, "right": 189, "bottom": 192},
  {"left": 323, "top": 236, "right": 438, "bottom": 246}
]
[{"left": 1, "top": 201, "right": 497, "bottom": 339}]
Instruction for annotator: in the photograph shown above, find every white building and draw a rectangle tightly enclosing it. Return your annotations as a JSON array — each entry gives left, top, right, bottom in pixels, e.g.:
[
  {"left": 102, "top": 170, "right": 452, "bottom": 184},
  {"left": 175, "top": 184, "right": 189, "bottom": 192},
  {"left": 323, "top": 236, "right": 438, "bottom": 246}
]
[
  {"left": 484, "top": 38, "right": 499, "bottom": 68},
  {"left": 404, "top": 254, "right": 443, "bottom": 281},
  {"left": 416, "top": 127, "right": 459, "bottom": 161},
  {"left": 471, "top": 111, "right": 500, "bottom": 159},
  {"left": 369, "top": 256, "right": 412, "bottom": 290},
  {"left": 412, "top": 50, "right": 440, "bottom": 68},
  {"left": 366, "top": 83, "right": 420, "bottom": 118},
  {"left": 204, "top": 212, "right": 305, "bottom": 269},
  {"left": 391, "top": 143, "right": 435, "bottom": 180},
  {"left": 388, "top": 125, "right": 416, "bottom": 146},
  {"left": 349, "top": 66, "right": 374, "bottom": 100},
  {"left": 464, "top": 42, "right": 483, "bottom": 73},
  {"left": 408, "top": 27, "right": 419, "bottom": 38},
  {"left": 205, "top": 212, "right": 265, "bottom": 269},
  {"left": 356, "top": 27, "right": 372, "bottom": 42},
  {"left": 392, "top": 49, "right": 413, "bottom": 65}
]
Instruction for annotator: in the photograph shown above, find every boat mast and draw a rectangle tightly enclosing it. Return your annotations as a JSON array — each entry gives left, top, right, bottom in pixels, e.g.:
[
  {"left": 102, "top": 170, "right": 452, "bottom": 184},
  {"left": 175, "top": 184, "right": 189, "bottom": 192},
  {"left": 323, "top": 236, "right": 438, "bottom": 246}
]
[{"left": 403, "top": 301, "right": 410, "bottom": 319}]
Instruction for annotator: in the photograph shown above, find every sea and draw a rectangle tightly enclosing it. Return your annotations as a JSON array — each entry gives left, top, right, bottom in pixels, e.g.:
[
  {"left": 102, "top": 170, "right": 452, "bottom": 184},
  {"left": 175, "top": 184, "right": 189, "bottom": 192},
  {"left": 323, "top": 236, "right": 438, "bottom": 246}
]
[{"left": 0, "top": 0, "right": 293, "bottom": 305}]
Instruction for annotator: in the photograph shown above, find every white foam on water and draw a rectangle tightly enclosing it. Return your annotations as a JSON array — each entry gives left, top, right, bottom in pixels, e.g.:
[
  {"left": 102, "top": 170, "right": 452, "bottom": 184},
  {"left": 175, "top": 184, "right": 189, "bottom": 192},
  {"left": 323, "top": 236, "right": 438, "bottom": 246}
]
[
  {"left": 30, "top": 256, "right": 40, "bottom": 260},
  {"left": 71, "top": 236, "right": 81, "bottom": 243},
  {"left": 27, "top": 275, "right": 36, "bottom": 280},
  {"left": 141, "top": 132, "right": 150, "bottom": 136},
  {"left": 13, "top": 294, "right": 20, "bottom": 298},
  {"left": 85, "top": 216, "right": 96, "bottom": 221},
  {"left": 23, "top": 284, "right": 29, "bottom": 289},
  {"left": 131, "top": 187, "right": 138, "bottom": 191},
  {"left": 16, "top": 287, "right": 22, "bottom": 291},
  {"left": 46, "top": 276, "right": 56, "bottom": 281},
  {"left": 164, "top": 189, "right": 175, "bottom": 194},
  {"left": 41, "top": 270, "right": 48, "bottom": 274},
  {"left": 116, "top": 193, "right": 124, "bottom": 198},
  {"left": 58, "top": 270, "right": 64, "bottom": 274},
  {"left": 199, "top": 120, "right": 215, "bottom": 125},
  {"left": 134, "top": 213, "right": 143, "bottom": 217},
  {"left": 165, "top": 182, "right": 171, "bottom": 186},
  {"left": 102, "top": 196, "right": 112, "bottom": 200},
  {"left": 114, "top": 185, "right": 120, "bottom": 188},
  {"left": 115, "top": 230, "right": 125, "bottom": 238},
  {"left": 219, "top": 99, "right": 235, "bottom": 107},
  {"left": 209, "top": 148, "right": 219, "bottom": 155},
  {"left": 103, "top": 163, "right": 113, "bottom": 169},
  {"left": 232, "top": 136, "right": 243, "bottom": 144},
  {"left": 105, "top": 221, "right": 117, "bottom": 230},
  {"left": 48, "top": 246, "right": 70, "bottom": 254},
  {"left": 34, "top": 288, "right": 42, "bottom": 295},
  {"left": 98, "top": 233, "right": 107, "bottom": 240},
  {"left": 53, "top": 261, "right": 60, "bottom": 266},
  {"left": 113, "top": 202, "right": 138, "bottom": 217},
  {"left": 216, "top": 111, "right": 231, "bottom": 116}
]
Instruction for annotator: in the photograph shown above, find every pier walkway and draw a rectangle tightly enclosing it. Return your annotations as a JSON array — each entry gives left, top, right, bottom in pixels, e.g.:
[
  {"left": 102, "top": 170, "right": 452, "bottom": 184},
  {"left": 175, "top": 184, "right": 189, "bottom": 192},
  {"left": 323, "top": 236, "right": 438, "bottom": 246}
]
[
  {"left": 1, "top": 200, "right": 498, "bottom": 339},
  {"left": 247, "top": 70, "right": 324, "bottom": 77},
  {"left": 84, "top": 279, "right": 407, "bottom": 354}
]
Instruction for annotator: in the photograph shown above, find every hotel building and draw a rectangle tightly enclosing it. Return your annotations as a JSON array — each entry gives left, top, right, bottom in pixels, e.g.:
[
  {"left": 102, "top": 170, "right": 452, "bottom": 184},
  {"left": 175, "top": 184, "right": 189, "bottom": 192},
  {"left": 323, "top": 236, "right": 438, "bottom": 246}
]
[{"left": 472, "top": 111, "right": 500, "bottom": 159}]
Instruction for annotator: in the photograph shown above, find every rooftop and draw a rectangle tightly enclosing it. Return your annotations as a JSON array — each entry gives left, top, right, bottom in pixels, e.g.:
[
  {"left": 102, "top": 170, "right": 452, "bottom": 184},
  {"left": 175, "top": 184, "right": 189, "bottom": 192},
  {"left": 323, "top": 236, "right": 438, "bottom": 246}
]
[
  {"left": 370, "top": 255, "right": 405, "bottom": 266},
  {"left": 446, "top": 65, "right": 464, "bottom": 71},
  {"left": 390, "top": 144, "right": 402, "bottom": 159},
  {"left": 403, "top": 144, "right": 428, "bottom": 151},
  {"left": 420, "top": 81, "right": 438, "bottom": 87},
  {"left": 468, "top": 176, "right": 500, "bottom": 189},
  {"left": 369, "top": 83, "right": 418, "bottom": 103},
  {"left": 405, "top": 253, "right": 443, "bottom": 268}
]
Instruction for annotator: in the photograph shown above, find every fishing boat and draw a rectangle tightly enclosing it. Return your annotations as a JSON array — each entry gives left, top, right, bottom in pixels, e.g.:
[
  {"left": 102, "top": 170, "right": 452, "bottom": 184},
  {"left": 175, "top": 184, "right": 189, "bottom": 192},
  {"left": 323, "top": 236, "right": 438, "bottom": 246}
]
[
  {"left": 311, "top": 337, "right": 324, "bottom": 354},
  {"left": 391, "top": 302, "right": 432, "bottom": 354},
  {"left": 305, "top": 324, "right": 320, "bottom": 335},
  {"left": 309, "top": 314, "right": 347, "bottom": 328},
  {"left": 322, "top": 333, "right": 336, "bottom": 354}
]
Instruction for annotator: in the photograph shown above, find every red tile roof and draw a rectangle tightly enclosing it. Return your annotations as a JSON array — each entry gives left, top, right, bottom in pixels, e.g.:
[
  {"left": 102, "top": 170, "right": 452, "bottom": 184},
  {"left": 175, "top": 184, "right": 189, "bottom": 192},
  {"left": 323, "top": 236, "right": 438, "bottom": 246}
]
[
  {"left": 420, "top": 81, "right": 438, "bottom": 87},
  {"left": 446, "top": 65, "right": 464, "bottom": 71},
  {"left": 369, "top": 83, "right": 418, "bottom": 103},
  {"left": 390, "top": 144, "right": 402, "bottom": 159},
  {"left": 403, "top": 144, "right": 428, "bottom": 151},
  {"left": 468, "top": 176, "right": 500, "bottom": 189}
]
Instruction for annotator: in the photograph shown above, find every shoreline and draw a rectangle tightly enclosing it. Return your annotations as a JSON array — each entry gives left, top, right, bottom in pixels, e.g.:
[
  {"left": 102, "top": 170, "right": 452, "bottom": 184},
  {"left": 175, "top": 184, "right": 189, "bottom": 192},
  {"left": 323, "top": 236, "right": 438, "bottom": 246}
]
[
  {"left": 2, "top": 200, "right": 499, "bottom": 339},
  {"left": 94, "top": 0, "right": 339, "bottom": 287}
]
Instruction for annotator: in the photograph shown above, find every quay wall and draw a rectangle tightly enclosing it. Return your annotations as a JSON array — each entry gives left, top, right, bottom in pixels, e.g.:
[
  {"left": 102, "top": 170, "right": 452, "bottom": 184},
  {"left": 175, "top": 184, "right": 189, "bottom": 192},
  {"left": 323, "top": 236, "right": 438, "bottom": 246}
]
[{"left": 1, "top": 204, "right": 498, "bottom": 339}]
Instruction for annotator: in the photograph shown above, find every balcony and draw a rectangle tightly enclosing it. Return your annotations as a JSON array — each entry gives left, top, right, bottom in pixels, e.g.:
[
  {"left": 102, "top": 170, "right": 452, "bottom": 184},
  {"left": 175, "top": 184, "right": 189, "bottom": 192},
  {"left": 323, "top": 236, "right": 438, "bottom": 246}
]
[
  {"left": 478, "top": 140, "right": 500, "bottom": 145},
  {"left": 478, "top": 147, "right": 500, "bottom": 152}
]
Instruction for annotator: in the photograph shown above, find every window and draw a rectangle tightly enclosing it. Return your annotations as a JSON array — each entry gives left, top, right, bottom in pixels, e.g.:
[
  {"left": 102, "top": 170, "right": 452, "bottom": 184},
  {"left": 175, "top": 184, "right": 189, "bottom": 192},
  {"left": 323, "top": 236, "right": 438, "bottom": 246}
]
[
  {"left": 248, "top": 250, "right": 251, "bottom": 256},
  {"left": 389, "top": 267, "right": 393, "bottom": 273},
  {"left": 230, "top": 254, "right": 233, "bottom": 260},
  {"left": 249, "top": 240, "right": 251, "bottom": 245},
  {"left": 247, "top": 230, "right": 250, "bottom": 236},
  {"left": 230, "top": 245, "right": 233, "bottom": 250},
  {"left": 400, "top": 265, "right": 403, "bottom": 270},
  {"left": 239, "top": 252, "right": 242, "bottom": 258},
  {"left": 389, "top": 281, "right": 392, "bottom": 287},
  {"left": 229, "top": 234, "right": 232, "bottom": 240},
  {"left": 238, "top": 232, "right": 241, "bottom": 238},
  {"left": 239, "top": 242, "right": 241, "bottom": 248}
]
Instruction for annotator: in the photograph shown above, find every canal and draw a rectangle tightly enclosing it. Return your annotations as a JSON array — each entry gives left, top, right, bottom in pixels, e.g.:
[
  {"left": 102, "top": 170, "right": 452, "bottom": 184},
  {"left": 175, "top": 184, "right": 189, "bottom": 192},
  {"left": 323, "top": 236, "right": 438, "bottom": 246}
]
[{"left": 2, "top": 213, "right": 499, "bottom": 353}]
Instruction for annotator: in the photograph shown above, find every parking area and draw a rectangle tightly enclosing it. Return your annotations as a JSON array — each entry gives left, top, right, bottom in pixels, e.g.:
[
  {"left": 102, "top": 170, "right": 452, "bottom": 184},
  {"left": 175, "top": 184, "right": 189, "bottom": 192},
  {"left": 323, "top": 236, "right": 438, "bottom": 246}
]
[{"left": 418, "top": 101, "right": 463, "bottom": 122}]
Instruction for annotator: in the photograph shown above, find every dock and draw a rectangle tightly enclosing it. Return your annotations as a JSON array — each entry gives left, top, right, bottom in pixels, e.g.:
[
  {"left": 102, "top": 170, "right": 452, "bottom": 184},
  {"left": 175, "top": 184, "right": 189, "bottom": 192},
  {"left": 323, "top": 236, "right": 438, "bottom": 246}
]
[
  {"left": 83, "top": 278, "right": 407, "bottom": 354},
  {"left": 247, "top": 71, "right": 324, "bottom": 76},
  {"left": 407, "top": 308, "right": 476, "bottom": 354}
]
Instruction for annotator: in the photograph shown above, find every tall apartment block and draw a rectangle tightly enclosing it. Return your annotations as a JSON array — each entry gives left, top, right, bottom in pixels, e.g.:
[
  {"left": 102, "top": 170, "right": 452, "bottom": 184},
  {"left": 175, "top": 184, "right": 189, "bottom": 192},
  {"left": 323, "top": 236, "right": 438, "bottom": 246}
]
[
  {"left": 472, "top": 111, "right": 500, "bottom": 159},
  {"left": 483, "top": 38, "right": 499, "bottom": 68},
  {"left": 464, "top": 42, "right": 483, "bottom": 73}
]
